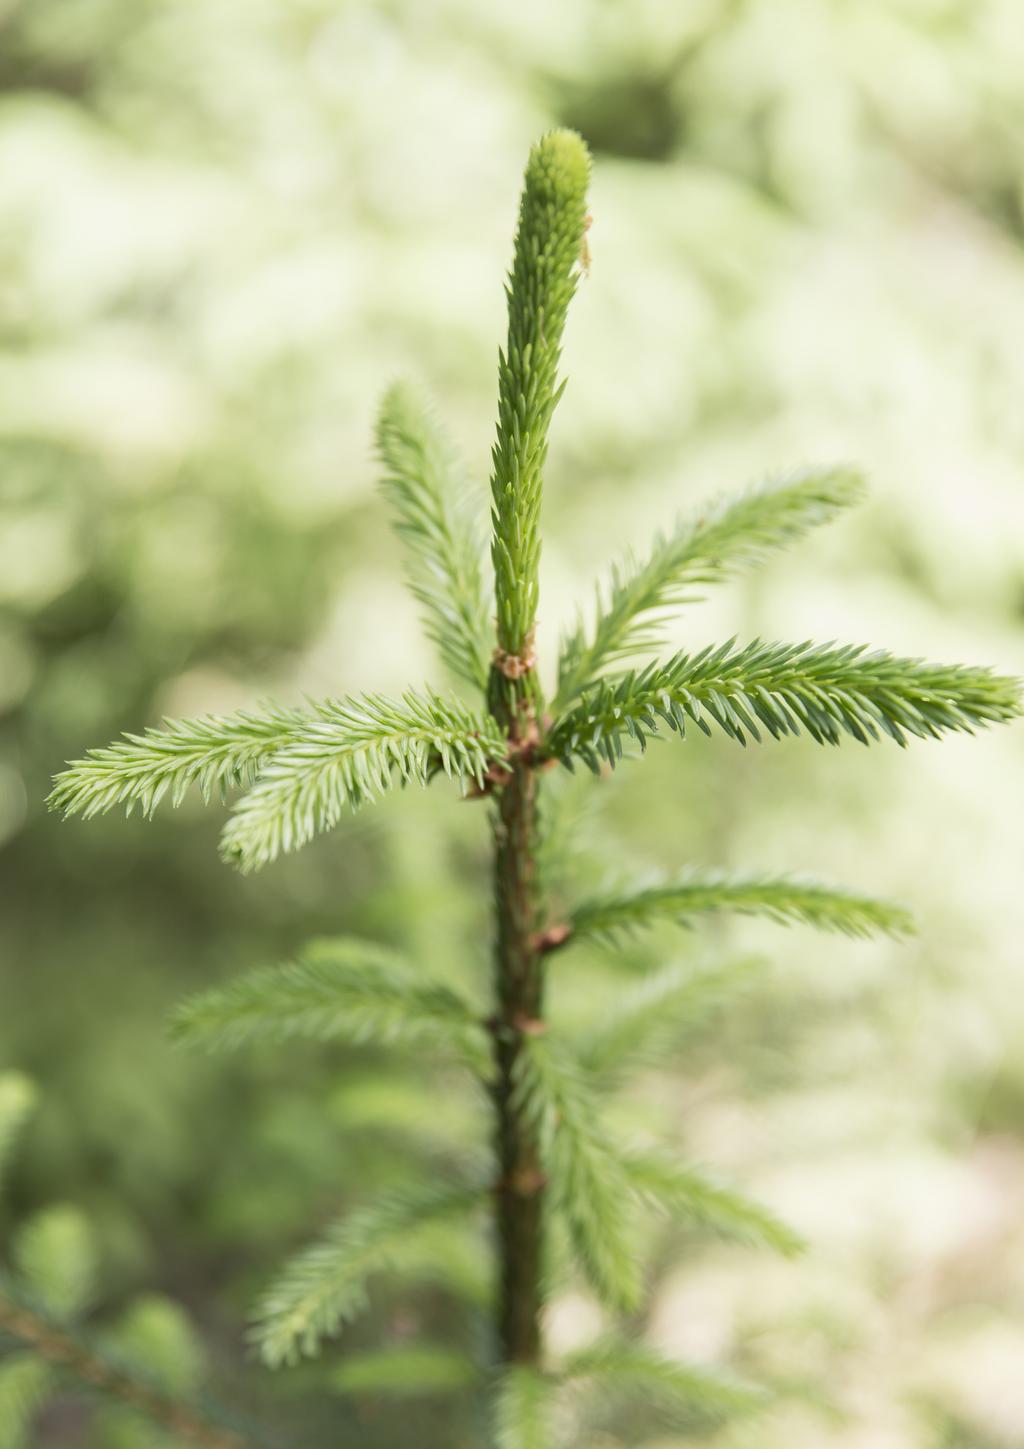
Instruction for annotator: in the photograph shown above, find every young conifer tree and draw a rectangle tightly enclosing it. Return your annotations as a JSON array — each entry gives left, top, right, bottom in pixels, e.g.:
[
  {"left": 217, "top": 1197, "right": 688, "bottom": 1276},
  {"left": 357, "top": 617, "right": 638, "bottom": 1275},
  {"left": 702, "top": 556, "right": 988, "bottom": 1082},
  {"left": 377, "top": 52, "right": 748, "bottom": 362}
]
[{"left": 50, "top": 131, "right": 1021, "bottom": 1444}]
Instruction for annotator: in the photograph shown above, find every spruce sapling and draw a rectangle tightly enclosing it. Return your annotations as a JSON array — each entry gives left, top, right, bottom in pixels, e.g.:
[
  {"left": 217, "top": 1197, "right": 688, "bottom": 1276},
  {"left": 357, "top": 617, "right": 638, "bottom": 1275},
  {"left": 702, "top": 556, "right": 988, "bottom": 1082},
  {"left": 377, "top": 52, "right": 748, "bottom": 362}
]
[{"left": 50, "top": 130, "right": 1022, "bottom": 1444}]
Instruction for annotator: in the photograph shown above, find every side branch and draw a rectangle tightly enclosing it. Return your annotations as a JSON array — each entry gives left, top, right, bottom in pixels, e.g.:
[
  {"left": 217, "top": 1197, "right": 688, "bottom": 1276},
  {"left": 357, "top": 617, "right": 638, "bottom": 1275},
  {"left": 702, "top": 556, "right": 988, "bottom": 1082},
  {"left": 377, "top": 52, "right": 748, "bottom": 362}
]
[
  {"left": 556, "top": 466, "right": 865, "bottom": 705},
  {"left": 376, "top": 382, "right": 492, "bottom": 690},
  {"left": 0, "top": 1288, "right": 264, "bottom": 1449},
  {"left": 568, "top": 873, "right": 912, "bottom": 944},
  {"left": 48, "top": 704, "right": 311, "bottom": 820},
  {"left": 547, "top": 638, "right": 1022, "bottom": 768},
  {"left": 530, "top": 923, "right": 571, "bottom": 954},
  {"left": 220, "top": 691, "right": 505, "bottom": 871}
]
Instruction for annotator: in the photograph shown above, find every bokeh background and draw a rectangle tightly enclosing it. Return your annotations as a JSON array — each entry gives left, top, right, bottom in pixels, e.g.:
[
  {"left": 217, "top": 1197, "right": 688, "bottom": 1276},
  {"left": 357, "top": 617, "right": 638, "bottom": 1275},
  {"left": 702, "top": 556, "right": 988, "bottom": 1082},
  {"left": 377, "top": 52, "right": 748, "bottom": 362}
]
[{"left": 2, "top": 2, "right": 1023, "bottom": 1445}]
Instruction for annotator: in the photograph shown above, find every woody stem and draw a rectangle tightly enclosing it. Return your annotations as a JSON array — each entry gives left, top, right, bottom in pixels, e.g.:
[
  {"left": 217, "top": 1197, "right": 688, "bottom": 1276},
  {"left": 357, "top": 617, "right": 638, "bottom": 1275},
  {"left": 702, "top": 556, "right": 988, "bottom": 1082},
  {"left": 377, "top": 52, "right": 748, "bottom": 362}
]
[{"left": 489, "top": 672, "right": 544, "bottom": 1366}]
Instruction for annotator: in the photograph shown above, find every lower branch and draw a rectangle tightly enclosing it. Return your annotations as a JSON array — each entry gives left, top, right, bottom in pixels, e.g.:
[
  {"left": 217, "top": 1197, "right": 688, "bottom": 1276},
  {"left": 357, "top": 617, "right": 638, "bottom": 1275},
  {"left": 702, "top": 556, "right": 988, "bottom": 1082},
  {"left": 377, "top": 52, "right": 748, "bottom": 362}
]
[{"left": 0, "top": 1287, "right": 265, "bottom": 1449}]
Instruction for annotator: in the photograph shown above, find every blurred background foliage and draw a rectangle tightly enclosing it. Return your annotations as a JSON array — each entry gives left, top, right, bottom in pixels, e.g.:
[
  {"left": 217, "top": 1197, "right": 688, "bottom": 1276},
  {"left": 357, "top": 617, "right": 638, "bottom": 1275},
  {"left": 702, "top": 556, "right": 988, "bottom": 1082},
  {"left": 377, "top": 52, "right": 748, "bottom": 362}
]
[{"left": 1, "top": 0, "right": 1023, "bottom": 1445}]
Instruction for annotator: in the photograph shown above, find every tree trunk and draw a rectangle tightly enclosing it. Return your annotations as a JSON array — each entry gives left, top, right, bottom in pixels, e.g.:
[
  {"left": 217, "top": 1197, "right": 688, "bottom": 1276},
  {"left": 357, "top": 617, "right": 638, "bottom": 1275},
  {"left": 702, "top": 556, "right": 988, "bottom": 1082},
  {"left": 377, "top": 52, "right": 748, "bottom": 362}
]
[{"left": 490, "top": 689, "right": 544, "bottom": 1366}]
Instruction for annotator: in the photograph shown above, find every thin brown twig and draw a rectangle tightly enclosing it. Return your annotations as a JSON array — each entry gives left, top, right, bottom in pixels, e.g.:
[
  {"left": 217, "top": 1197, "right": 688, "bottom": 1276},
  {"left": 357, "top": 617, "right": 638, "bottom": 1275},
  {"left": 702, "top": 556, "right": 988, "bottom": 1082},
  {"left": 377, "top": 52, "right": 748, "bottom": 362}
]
[{"left": 0, "top": 1289, "right": 264, "bottom": 1449}]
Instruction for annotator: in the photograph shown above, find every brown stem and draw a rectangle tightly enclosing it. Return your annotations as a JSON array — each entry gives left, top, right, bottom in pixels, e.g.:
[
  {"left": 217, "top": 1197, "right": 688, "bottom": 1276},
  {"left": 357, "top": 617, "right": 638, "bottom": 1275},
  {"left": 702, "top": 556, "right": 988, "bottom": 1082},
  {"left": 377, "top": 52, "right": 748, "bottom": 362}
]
[
  {"left": 490, "top": 675, "right": 545, "bottom": 1367},
  {"left": 0, "top": 1289, "right": 263, "bottom": 1449}
]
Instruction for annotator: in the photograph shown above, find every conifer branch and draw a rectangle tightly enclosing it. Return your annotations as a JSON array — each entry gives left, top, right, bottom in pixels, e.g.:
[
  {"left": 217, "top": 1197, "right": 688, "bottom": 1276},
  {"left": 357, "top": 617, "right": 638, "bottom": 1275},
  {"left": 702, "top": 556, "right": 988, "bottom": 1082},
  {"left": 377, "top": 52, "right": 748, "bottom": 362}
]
[
  {"left": 624, "top": 1152, "right": 806, "bottom": 1257},
  {"left": 107, "top": 1295, "right": 204, "bottom": 1399},
  {"left": 569, "top": 871, "right": 912, "bottom": 945},
  {"left": 0, "top": 1284, "right": 269, "bottom": 1449},
  {"left": 561, "top": 1340, "right": 765, "bottom": 1424},
  {"left": 172, "top": 938, "right": 487, "bottom": 1071},
  {"left": 577, "top": 959, "right": 765, "bottom": 1079},
  {"left": 490, "top": 130, "right": 591, "bottom": 661},
  {"left": 548, "top": 638, "right": 1022, "bottom": 768},
  {"left": 556, "top": 466, "right": 865, "bottom": 705},
  {"left": 220, "top": 691, "right": 505, "bottom": 872},
  {"left": 252, "top": 1180, "right": 487, "bottom": 1369},
  {"left": 48, "top": 705, "right": 312, "bottom": 820},
  {"left": 514, "top": 1035, "right": 640, "bottom": 1311},
  {"left": 377, "top": 382, "right": 492, "bottom": 690},
  {"left": 13, "top": 1207, "right": 98, "bottom": 1323},
  {"left": 494, "top": 1365, "right": 552, "bottom": 1449}
]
